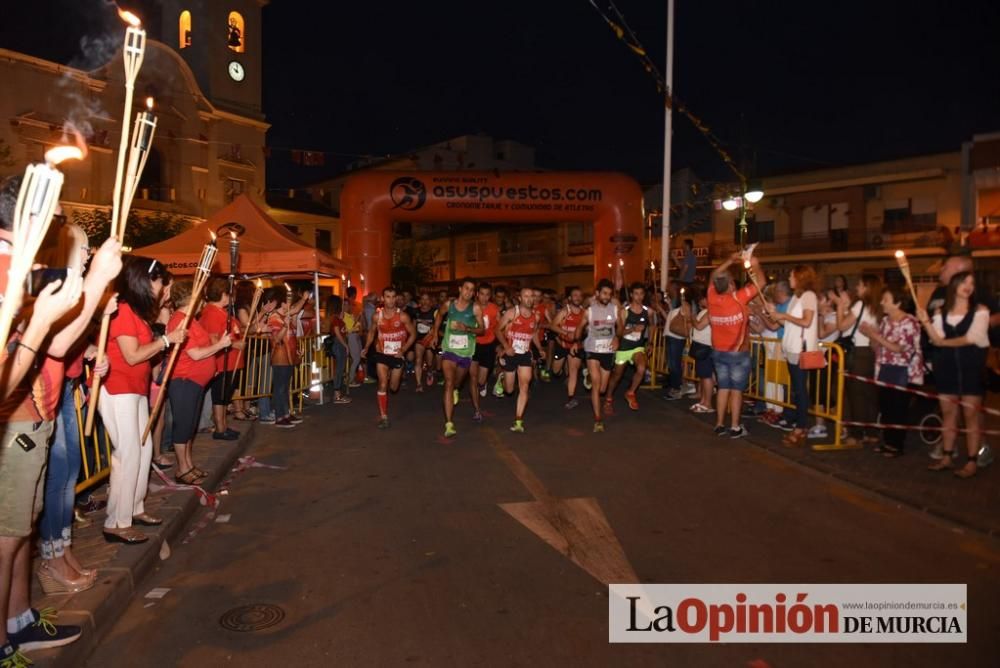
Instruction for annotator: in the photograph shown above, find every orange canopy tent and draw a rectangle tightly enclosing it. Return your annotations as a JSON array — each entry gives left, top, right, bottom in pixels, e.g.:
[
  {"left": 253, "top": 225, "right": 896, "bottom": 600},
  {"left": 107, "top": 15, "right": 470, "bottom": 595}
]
[{"left": 133, "top": 194, "right": 348, "bottom": 277}]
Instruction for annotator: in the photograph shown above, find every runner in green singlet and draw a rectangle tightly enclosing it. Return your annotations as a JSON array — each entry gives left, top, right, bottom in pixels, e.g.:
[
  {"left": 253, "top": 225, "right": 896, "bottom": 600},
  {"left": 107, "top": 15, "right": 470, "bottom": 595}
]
[{"left": 431, "top": 278, "right": 485, "bottom": 438}]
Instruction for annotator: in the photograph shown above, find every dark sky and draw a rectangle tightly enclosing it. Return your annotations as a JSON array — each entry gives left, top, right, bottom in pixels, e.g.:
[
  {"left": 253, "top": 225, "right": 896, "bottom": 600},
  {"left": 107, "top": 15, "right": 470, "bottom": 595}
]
[{"left": 3, "top": 1, "right": 999, "bottom": 189}]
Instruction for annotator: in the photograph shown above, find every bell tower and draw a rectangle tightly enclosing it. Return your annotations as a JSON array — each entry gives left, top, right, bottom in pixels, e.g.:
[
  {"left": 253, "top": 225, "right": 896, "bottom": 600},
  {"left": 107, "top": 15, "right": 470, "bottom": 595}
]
[{"left": 158, "top": 0, "right": 266, "bottom": 120}]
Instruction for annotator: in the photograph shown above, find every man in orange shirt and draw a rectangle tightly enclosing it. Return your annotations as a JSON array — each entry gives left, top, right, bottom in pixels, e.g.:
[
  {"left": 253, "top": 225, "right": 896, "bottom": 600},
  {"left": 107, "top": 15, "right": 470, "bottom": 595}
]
[
  {"left": 707, "top": 253, "right": 765, "bottom": 439},
  {"left": 470, "top": 282, "right": 499, "bottom": 405}
]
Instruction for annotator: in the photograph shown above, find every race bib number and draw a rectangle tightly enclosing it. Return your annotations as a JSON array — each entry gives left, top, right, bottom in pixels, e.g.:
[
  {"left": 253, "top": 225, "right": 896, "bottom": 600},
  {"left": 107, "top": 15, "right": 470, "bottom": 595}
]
[
  {"left": 595, "top": 338, "right": 613, "bottom": 353},
  {"left": 448, "top": 334, "right": 469, "bottom": 350},
  {"left": 513, "top": 338, "right": 530, "bottom": 354},
  {"left": 625, "top": 331, "right": 642, "bottom": 342},
  {"left": 383, "top": 340, "right": 401, "bottom": 355},
  {"left": 484, "top": 316, "right": 490, "bottom": 329},
  {"left": 416, "top": 323, "right": 431, "bottom": 334}
]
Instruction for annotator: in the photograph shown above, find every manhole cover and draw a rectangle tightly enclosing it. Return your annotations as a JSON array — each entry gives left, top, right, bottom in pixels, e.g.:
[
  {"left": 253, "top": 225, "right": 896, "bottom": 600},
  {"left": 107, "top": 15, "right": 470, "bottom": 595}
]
[{"left": 219, "top": 604, "right": 285, "bottom": 632}]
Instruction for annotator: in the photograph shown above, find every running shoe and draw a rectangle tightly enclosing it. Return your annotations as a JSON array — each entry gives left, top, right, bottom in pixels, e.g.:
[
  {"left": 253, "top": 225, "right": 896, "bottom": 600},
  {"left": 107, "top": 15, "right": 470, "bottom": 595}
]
[
  {"left": 582, "top": 368, "right": 592, "bottom": 390},
  {"left": 453, "top": 389, "right": 460, "bottom": 406},
  {"left": 275, "top": 416, "right": 296, "bottom": 428},
  {"left": 713, "top": 425, "right": 728, "bottom": 436},
  {"left": 729, "top": 425, "right": 749, "bottom": 439},
  {"left": 540, "top": 369, "right": 552, "bottom": 382},
  {"left": 444, "top": 422, "right": 457, "bottom": 438},
  {"left": 510, "top": 420, "right": 525, "bottom": 433},
  {"left": 493, "top": 376, "right": 505, "bottom": 397},
  {"left": 0, "top": 643, "right": 29, "bottom": 668},
  {"left": 377, "top": 416, "right": 389, "bottom": 430},
  {"left": 603, "top": 399, "right": 615, "bottom": 417},
  {"left": 807, "top": 424, "right": 828, "bottom": 439},
  {"left": 663, "top": 388, "right": 682, "bottom": 401},
  {"left": 479, "top": 384, "right": 487, "bottom": 398},
  {"left": 771, "top": 419, "right": 794, "bottom": 432},
  {"left": 426, "top": 372, "right": 435, "bottom": 387},
  {"left": 258, "top": 415, "right": 276, "bottom": 425},
  {"left": 415, "top": 385, "right": 424, "bottom": 393},
  {"left": 472, "top": 411, "right": 483, "bottom": 423},
  {"left": 288, "top": 414, "right": 304, "bottom": 424},
  {"left": 625, "top": 391, "right": 639, "bottom": 411},
  {"left": 593, "top": 421, "right": 605, "bottom": 433},
  {"left": 8, "top": 607, "right": 81, "bottom": 651},
  {"left": 333, "top": 396, "right": 353, "bottom": 404},
  {"left": 565, "top": 397, "right": 579, "bottom": 410}
]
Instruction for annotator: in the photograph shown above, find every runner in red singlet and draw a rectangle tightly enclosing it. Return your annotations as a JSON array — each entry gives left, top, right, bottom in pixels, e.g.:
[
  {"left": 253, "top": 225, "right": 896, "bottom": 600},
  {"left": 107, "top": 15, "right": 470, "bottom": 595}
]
[
  {"left": 362, "top": 286, "right": 416, "bottom": 429},
  {"left": 496, "top": 287, "right": 542, "bottom": 433},
  {"left": 549, "top": 287, "right": 585, "bottom": 409}
]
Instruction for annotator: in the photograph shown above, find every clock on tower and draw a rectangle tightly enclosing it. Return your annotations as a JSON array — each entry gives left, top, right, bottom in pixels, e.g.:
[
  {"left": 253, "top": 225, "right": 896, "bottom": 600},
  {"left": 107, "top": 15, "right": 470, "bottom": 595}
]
[{"left": 159, "top": 0, "right": 266, "bottom": 120}]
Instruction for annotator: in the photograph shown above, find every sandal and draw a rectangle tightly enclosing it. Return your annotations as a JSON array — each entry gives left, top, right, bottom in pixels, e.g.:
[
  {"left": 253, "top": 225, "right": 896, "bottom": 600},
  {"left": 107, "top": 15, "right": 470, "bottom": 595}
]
[
  {"left": 954, "top": 460, "right": 977, "bottom": 479},
  {"left": 175, "top": 468, "right": 204, "bottom": 485},
  {"left": 192, "top": 467, "right": 208, "bottom": 479},
  {"left": 928, "top": 454, "right": 954, "bottom": 472},
  {"left": 782, "top": 429, "right": 807, "bottom": 448}
]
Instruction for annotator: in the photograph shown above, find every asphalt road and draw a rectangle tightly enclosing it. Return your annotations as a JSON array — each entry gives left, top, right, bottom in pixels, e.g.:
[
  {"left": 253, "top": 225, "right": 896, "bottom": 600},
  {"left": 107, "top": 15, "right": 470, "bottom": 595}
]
[{"left": 86, "top": 376, "right": 1000, "bottom": 667}]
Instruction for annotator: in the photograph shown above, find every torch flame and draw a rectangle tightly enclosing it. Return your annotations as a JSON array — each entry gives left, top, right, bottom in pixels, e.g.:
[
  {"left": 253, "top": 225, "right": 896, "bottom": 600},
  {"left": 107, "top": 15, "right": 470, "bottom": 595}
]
[
  {"left": 619, "top": 258, "right": 624, "bottom": 267},
  {"left": 118, "top": 8, "right": 141, "bottom": 27},
  {"left": 230, "top": 231, "right": 237, "bottom": 240},
  {"left": 210, "top": 231, "right": 217, "bottom": 242},
  {"left": 145, "top": 97, "right": 154, "bottom": 110},
  {"left": 256, "top": 278, "right": 263, "bottom": 288},
  {"left": 894, "top": 250, "right": 905, "bottom": 259},
  {"left": 744, "top": 259, "right": 752, "bottom": 269},
  {"left": 44, "top": 145, "right": 84, "bottom": 166}
]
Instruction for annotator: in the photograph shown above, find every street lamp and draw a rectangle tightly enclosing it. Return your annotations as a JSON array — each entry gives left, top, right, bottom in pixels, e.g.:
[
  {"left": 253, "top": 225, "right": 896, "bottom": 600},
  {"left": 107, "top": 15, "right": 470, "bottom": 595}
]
[{"left": 717, "top": 180, "right": 764, "bottom": 248}]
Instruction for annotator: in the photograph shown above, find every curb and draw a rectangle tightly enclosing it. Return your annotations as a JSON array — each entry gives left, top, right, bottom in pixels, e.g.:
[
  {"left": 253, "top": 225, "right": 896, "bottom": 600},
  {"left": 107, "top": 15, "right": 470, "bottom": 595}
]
[{"left": 33, "top": 423, "right": 257, "bottom": 668}]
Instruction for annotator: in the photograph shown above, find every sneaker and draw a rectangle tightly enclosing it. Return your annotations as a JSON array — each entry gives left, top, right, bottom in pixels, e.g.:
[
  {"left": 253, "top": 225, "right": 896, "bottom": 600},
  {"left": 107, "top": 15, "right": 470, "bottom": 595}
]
[
  {"left": 425, "top": 372, "right": 435, "bottom": 387},
  {"left": 729, "top": 425, "right": 749, "bottom": 439},
  {"left": 453, "top": 389, "right": 460, "bottom": 406},
  {"left": 364, "top": 377, "right": 376, "bottom": 385},
  {"left": 977, "top": 443, "right": 994, "bottom": 468},
  {"left": 540, "top": 369, "right": 552, "bottom": 382},
  {"left": 479, "top": 384, "right": 487, "bottom": 398},
  {"left": 0, "top": 643, "right": 30, "bottom": 668},
  {"left": 603, "top": 400, "right": 615, "bottom": 417},
  {"left": 472, "top": 411, "right": 483, "bottom": 423},
  {"left": 929, "top": 443, "right": 945, "bottom": 460},
  {"left": 377, "top": 416, "right": 390, "bottom": 430},
  {"left": 258, "top": 415, "right": 276, "bottom": 425},
  {"left": 212, "top": 431, "right": 239, "bottom": 441},
  {"left": 444, "top": 422, "right": 457, "bottom": 438},
  {"left": 288, "top": 414, "right": 304, "bottom": 425},
  {"left": 682, "top": 383, "right": 698, "bottom": 397},
  {"left": 275, "top": 416, "right": 296, "bottom": 428},
  {"left": 510, "top": 420, "right": 525, "bottom": 433},
  {"left": 772, "top": 419, "right": 794, "bottom": 432},
  {"left": 593, "top": 421, "right": 605, "bottom": 433},
  {"left": 807, "top": 425, "right": 828, "bottom": 439},
  {"left": 348, "top": 381, "right": 362, "bottom": 388},
  {"left": 663, "top": 388, "right": 682, "bottom": 401},
  {"left": 8, "top": 607, "right": 81, "bottom": 651},
  {"left": 333, "top": 396, "right": 353, "bottom": 404},
  {"left": 565, "top": 397, "right": 579, "bottom": 410},
  {"left": 624, "top": 391, "right": 639, "bottom": 411},
  {"left": 582, "top": 369, "right": 592, "bottom": 391},
  {"left": 713, "top": 425, "right": 728, "bottom": 436},
  {"left": 493, "top": 376, "right": 505, "bottom": 397}
]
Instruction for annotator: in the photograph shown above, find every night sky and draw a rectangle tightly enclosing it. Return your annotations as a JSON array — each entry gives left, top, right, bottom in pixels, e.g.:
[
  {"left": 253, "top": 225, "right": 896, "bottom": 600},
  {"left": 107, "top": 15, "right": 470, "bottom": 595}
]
[{"left": 3, "top": 1, "right": 999, "bottom": 189}]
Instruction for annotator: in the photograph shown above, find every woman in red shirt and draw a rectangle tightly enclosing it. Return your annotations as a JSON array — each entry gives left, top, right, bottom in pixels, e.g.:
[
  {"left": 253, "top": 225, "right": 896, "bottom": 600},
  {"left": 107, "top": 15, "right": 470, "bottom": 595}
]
[
  {"left": 167, "top": 280, "right": 232, "bottom": 485},
  {"left": 101, "top": 257, "right": 186, "bottom": 545}
]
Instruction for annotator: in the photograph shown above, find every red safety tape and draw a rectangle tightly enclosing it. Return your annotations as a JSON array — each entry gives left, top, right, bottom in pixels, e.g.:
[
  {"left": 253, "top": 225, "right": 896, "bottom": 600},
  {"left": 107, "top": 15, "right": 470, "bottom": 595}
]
[
  {"left": 842, "top": 372, "right": 1000, "bottom": 417},
  {"left": 840, "top": 420, "right": 1000, "bottom": 436},
  {"left": 150, "top": 463, "right": 218, "bottom": 508}
]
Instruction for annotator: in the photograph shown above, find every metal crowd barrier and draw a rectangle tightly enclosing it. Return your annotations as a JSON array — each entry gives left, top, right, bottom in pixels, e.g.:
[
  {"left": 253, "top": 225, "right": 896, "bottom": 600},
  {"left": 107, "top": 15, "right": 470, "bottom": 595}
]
[
  {"left": 74, "top": 383, "right": 112, "bottom": 494},
  {"left": 642, "top": 329, "right": 849, "bottom": 452}
]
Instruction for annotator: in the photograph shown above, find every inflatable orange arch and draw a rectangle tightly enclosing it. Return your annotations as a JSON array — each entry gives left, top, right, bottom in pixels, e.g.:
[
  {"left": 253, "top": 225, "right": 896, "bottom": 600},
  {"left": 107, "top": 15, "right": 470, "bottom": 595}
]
[{"left": 340, "top": 171, "right": 646, "bottom": 291}]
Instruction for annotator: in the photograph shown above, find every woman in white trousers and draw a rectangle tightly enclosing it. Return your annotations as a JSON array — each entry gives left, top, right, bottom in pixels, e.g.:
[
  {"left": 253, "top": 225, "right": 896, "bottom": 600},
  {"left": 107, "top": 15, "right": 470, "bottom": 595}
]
[{"left": 100, "top": 258, "right": 185, "bottom": 544}]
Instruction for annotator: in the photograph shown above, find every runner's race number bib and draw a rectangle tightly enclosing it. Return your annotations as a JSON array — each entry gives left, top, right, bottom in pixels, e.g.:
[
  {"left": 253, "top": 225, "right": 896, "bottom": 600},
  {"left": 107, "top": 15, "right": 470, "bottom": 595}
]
[
  {"left": 625, "top": 331, "right": 642, "bottom": 342},
  {"left": 383, "top": 340, "right": 402, "bottom": 355},
  {"left": 416, "top": 323, "right": 431, "bottom": 334},
  {"left": 448, "top": 334, "right": 469, "bottom": 350},
  {"left": 513, "top": 338, "right": 530, "bottom": 355},
  {"left": 594, "top": 338, "right": 613, "bottom": 353}
]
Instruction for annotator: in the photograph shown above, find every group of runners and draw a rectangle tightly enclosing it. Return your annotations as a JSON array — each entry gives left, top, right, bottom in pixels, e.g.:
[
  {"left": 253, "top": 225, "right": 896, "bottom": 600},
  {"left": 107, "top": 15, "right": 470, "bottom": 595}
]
[{"left": 359, "top": 278, "right": 653, "bottom": 436}]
